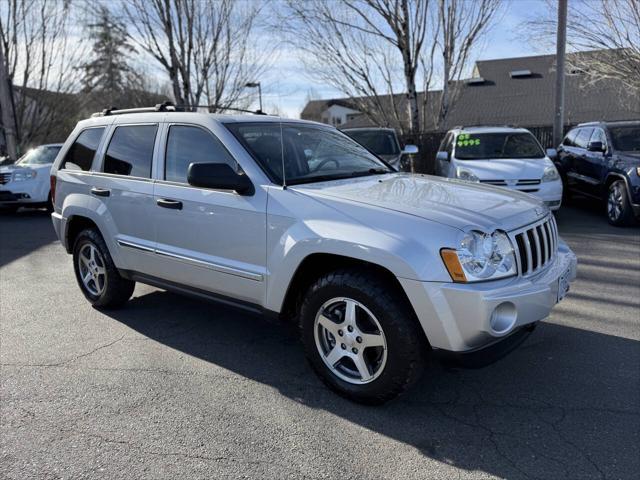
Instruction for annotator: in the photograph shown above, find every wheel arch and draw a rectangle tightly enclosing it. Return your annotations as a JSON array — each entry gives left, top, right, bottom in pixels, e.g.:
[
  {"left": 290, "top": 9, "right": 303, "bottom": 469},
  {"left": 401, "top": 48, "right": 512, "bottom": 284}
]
[
  {"left": 65, "top": 215, "right": 101, "bottom": 254},
  {"left": 277, "top": 253, "right": 416, "bottom": 325}
]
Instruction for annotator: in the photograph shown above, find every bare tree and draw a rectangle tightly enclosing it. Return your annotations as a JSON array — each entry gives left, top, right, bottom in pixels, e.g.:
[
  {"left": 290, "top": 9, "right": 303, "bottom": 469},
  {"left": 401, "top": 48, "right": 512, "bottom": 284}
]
[
  {"left": 122, "top": 0, "right": 269, "bottom": 112},
  {"left": 281, "top": 0, "right": 429, "bottom": 136},
  {"left": 0, "top": 0, "right": 85, "bottom": 157},
  {"left": 525, "top": 0, "right": 640, "bottom": 92},
  {"left": 432, "top": 0, "right": 501, "bottom": 129},
  {"left": 282, "top": 0, "right": 500, "bottom": 135}
]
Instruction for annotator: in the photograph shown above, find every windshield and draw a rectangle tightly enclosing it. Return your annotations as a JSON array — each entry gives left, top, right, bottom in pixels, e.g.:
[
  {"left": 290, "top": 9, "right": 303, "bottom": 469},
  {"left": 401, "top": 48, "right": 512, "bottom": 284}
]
[
  {"left": 226, "top": 123, "right": 392, "bottom": 185},
  {"left": 609, "top": 126, "right": 640, "bottom": 152},
  {"left": 16, "top": 146, "right": 61, "bottom": 166},
  {"left": 343, "top": 130, "right": 400, "bottom": 156},
  {"left": 455, "top": 132, "right": 544, "bottom": 160}
]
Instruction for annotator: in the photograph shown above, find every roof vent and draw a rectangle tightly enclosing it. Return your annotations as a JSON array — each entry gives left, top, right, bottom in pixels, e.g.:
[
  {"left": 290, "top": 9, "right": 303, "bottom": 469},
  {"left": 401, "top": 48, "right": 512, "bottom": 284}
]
[
  {"left": 510, "top": 69, "right": 533, "bottom": 78},
  {"left": 465, "top": 77, "right": 486, "bottom": 85}
]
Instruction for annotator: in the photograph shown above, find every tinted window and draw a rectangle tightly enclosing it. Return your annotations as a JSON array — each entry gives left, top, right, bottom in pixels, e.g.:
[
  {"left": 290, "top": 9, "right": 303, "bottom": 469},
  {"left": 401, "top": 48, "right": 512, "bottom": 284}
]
[
  {"left": 574, "top": 128, "right": 593, "bottom": 149},
  {"left": 590, "top": 128, "right": 607, "bottom": 148},
  {"left": 164, "top": 126, "right": 237, "bottom": 183},
  {"left": 454, "top": 132, "right": 544, "bottom": 160},
  {"left": 609, "top": 125, "right": 640, "bottom": 152},
  {"left": 343, "top": 130, "right": 400, "bottom": 156},
  {"left": 563, "top": 129, "right": 578, "bottom": 147},
  {"left": 62, "top": 128, "right": 105, "bottom": 171},
  {"left": 104, "top": 125, "right": 157, "bottom": 178}
]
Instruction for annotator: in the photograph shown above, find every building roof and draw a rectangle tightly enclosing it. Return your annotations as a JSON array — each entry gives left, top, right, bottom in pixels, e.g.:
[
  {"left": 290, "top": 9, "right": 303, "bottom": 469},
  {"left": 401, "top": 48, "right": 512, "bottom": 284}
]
[{"left": 303, "top": 50, "right": 640, "bottom": 132}]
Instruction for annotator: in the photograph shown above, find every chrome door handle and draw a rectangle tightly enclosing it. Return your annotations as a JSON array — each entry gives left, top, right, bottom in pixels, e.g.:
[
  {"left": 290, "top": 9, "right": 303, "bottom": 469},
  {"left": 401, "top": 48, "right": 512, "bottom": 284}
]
[
  {"left": 156, "top": 198, "right": 183, "bottom": 210},
  {"left": 90, "top": 187, "right": 110, "bottom": 197}
]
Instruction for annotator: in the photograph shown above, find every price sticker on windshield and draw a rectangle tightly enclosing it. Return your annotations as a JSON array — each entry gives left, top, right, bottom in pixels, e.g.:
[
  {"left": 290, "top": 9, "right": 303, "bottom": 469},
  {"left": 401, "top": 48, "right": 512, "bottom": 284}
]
[{"left": 457, "top": 134, "right": 481, "bottom": 148}]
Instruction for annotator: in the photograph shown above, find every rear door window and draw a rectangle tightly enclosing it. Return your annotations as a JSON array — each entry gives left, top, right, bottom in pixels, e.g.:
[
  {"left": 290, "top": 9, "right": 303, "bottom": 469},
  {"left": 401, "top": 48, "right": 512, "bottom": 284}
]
[
  {"left": 61, "top": 127, "right": 105, "bottom": 171},
  {"left": 103, "top": 125, "right": 158, "bottom": 178},
  {"left": 574, "top": 128, "right": 594, "bottom": 149}
]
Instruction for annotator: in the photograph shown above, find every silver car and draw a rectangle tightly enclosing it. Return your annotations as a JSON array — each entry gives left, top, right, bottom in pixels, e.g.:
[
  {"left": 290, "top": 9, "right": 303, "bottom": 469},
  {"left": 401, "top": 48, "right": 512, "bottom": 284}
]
[
  {"left": 50, "top": 108, "right": 577, "bottom": 404},
  {"left": 342, "top": 127, "right": 418, "bottom": 170}
]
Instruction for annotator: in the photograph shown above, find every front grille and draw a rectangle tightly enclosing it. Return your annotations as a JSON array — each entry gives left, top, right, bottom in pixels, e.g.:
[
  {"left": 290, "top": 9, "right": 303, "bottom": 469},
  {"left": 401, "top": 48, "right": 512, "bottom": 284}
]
[
  {"left": 480, "top": 178, "right": 541, "bottom": 192},
  {"left": 512, "top": 215, "right": 558, "bottom": 276},
  {"left": 0, "top": 172, "right": 11, "bottom": 185}
]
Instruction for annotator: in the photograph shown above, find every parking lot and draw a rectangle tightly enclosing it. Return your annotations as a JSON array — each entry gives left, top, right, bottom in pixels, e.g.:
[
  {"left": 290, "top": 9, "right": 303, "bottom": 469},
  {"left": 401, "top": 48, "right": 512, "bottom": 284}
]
[{"left": 1, "top": 198, "right": 638, "bottom": 480}]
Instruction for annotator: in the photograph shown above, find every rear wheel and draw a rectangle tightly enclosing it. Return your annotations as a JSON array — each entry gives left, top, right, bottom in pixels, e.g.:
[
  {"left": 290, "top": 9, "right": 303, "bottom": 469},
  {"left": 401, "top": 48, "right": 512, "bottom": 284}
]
[
  {"left": 607, "top": 180, "right": 635, "bottom": 226},
  {"left": 300, "top": 268, "right": 428, "bottom": 404},
  {"left": 73, "top": 228, "right": 135, "bottom": 308}
]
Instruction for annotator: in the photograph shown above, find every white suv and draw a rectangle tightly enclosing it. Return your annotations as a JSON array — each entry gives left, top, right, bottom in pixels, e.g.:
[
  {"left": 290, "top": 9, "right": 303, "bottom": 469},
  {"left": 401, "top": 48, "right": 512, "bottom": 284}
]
[
  {"left": 434, "top": 127, "right": 563, "bottom": 210},
  {"left": 50, "top": 106, "right": 577, "bottom": 404}
]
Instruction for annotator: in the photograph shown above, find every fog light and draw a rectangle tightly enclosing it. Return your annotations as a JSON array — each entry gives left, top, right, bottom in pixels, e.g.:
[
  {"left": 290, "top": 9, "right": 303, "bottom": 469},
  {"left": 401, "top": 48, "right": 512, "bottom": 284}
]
[{"left": 490, "top": 302, "right": 517, "bottom": 335}]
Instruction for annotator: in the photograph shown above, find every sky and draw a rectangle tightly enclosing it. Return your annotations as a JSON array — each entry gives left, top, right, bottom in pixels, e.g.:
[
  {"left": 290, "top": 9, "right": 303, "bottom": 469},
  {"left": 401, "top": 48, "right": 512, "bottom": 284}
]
[{"left": 259, "top": 0, "right": 555, "bottom": 118}]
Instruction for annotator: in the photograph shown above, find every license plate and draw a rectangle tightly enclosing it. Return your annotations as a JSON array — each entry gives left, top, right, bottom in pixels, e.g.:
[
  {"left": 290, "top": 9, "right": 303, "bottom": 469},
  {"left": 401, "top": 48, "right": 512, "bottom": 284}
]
[{"left": 557, "top": 267, "right": 571, "bottom": 303}]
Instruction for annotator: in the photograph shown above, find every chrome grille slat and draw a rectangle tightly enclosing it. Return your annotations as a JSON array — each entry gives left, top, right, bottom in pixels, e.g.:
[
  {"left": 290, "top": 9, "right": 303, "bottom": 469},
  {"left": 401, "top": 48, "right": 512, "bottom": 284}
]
[
  {"left": 511, "top": 215, "right": 558, "bottom": 277},
  {"left": 0, "top": 172, "right": 11, "bottom": 185},
  {"left": 532, "top": 227, "right": 542, "bottom": 269}
]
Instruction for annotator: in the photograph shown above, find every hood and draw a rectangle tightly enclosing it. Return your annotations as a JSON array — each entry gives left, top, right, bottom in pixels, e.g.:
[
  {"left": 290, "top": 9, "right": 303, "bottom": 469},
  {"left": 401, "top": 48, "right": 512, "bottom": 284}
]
[
  {"left": 616, "top": 151, "right": 640, "bottom": 164},
  {"left": 0, "top": 163, "right": 51, "bottom": 174},
  {"left": 456, "top": 158, "right": 551, "bottom": 180},
  {"left": 292, "top": 173, "right": 548, "bottom": 232}
]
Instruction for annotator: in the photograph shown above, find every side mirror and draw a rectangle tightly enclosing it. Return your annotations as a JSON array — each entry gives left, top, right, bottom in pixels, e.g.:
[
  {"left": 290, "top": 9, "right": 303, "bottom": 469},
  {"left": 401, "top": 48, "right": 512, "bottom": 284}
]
[
  {"left": 587, "top": 141, "right": 605, "bottom": 153},
  {"left": 402, "top": 144, "right": 419, "bottom": 155},
  {"left": 187, "top": 162, "right": 253, "bottom": 195},
  {"left": 546, "top": 148, "right": 557, "bottom": 159},
  {"left": 436, "top": 151, "right": 449, "bottom": 162}
]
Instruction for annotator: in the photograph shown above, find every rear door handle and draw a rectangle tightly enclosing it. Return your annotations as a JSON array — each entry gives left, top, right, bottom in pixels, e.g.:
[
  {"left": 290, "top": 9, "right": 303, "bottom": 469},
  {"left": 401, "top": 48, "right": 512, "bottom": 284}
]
[
  {"left": 91, "top": 187, "right": 110, "bottom": 197},
  {"left": 156, "top": 198, "right": 183, "bottom": 210}
]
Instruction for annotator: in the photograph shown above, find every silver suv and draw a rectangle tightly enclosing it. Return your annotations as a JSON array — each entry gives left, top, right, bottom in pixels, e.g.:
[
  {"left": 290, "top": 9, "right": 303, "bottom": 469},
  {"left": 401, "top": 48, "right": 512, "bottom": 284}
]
[{"left": 50, "top": 106, "right": 577, "bottom": 404}]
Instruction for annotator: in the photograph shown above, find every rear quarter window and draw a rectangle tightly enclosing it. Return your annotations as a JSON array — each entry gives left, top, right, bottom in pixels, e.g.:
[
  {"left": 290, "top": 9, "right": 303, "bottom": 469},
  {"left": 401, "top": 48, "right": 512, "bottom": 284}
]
[{"left": 61, "top": 127, "right": 105, "bottom": 171}]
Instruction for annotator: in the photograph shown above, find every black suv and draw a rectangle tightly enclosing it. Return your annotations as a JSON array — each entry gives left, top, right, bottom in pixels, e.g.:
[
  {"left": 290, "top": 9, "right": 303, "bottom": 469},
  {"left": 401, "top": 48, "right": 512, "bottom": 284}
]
[{"left": 556, "top": 121, "right": 640, "bottom": 226}]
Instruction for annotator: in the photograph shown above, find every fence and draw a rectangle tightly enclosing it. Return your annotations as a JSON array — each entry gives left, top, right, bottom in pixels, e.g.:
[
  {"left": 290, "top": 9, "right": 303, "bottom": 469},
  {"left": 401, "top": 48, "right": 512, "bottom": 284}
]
[{"left": 399, "top": 125, "right": 571, "bottom": 174}]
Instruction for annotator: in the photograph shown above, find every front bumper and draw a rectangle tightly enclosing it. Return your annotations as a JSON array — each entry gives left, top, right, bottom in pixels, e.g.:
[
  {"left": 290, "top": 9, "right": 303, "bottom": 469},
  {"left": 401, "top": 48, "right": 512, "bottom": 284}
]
[{"left": 399, "top": 240, "right": 577, "bottom": 353}]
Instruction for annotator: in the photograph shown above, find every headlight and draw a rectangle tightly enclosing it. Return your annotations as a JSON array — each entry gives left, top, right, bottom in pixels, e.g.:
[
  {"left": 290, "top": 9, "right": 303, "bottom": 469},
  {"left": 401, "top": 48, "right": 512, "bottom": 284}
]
[
  {"left": 636, "top": 166, "right": 640, "bottom": 177},
  {"left": 542, "top": 165, "right": 559, "bottom": 182},
  {"left": 441, "top": 230, "right": 517, "bottom": 282},
  {"left": 12, "top": 170, "right": 37, "bottom": 182},
  {"left": 455, "top": 167, "right": 479, "bottom": 182}
]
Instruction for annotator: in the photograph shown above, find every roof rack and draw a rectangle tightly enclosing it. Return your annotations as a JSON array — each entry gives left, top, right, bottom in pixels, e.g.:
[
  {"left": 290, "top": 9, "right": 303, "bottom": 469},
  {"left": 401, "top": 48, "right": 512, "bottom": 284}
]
[
  {"left": 91, "top": 101, "right": 267, "bottom": 118},
  {"left": 456, "top": 124, "right": 519, "bottom": 130}
]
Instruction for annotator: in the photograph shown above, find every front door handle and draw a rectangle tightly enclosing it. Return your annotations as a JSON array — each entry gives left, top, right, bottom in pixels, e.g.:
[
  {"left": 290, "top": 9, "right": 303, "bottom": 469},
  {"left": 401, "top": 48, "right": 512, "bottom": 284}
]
[
  {"left": 156, "top": 198, "right": 183, "bottom": 210},
  {"left": 91, "top": 187, "right": 110, "bottom": 197}
]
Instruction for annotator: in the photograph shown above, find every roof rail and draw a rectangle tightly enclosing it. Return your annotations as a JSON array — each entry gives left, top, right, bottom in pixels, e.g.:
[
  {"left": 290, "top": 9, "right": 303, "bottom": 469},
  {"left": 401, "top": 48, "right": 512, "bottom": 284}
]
[
  {"left": 91, "top": 102, "right": 267, "bottom": 118},
  {"left": 576, "top": 121, "right": 601, "bottom": 126},
  {"left": 459, "top": 124, "right": 519, "bottom": 130},
  {"left": 91, "top": 101, "right": 178, "bottom": 117}
]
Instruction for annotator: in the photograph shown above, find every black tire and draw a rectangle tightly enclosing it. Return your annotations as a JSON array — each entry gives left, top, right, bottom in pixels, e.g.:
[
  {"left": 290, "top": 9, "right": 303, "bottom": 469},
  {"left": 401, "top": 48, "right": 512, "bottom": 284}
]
[
  {"left": 300, "top": 268, "right": 428, "bottom": 405},
  {"left": 72, "top": 228, "right": 135, "bottom": 308},
  {"left": 606, "top": 180, "right": 635, "bottom": 226}
]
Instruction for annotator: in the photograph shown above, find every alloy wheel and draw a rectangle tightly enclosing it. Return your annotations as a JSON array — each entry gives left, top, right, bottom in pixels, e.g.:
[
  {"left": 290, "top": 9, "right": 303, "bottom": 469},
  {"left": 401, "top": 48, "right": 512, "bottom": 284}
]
[
  {"left": 78, "top": 243, "right": 107, "bottom": 296},
  {"left": 607, "top": 182, "right": 624, "bottom": 222},
  {"left": 314, "top": 297, "right": 387, "bottom": 384}
]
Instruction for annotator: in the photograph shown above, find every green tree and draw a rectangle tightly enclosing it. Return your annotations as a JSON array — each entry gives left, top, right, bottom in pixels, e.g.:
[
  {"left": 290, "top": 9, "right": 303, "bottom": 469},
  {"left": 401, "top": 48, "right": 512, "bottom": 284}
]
[{"left": 81, "top": 6, "right": 138, "bottom": 106}]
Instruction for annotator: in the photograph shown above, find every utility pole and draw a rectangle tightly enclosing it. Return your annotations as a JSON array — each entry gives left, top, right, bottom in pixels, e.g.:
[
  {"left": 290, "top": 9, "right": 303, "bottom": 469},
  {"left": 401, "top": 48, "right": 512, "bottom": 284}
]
[
  {"left": 553, "top": 0, "right": 568, "bottom": 147},
  {"left": 0, "top": 39, "right": 18, "bottom": 160}
]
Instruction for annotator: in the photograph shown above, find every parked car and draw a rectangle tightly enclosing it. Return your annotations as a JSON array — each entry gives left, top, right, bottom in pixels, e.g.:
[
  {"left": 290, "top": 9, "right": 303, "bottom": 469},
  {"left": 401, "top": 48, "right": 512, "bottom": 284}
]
[
  {"left": 0, "top": 143, "right": 63, "bottom": 212},
  {"left": 50, "top": 107, "right": 576, "bottom": 404},
  {"left": 342, "top": 127, "right": 418, "bottom": 170},
  {"left": 555, "top": 121, "right": 640, "bottom": 226},
  {"left": 434, "top": 127, "right": 563, "bottom": 211}
]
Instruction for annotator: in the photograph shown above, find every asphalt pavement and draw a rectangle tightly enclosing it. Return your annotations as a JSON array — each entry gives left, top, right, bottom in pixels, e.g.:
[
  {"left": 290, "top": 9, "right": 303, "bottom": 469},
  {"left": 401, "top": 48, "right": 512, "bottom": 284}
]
[{"left": 1, "top": 197, "right": 638, "bottom": 480}]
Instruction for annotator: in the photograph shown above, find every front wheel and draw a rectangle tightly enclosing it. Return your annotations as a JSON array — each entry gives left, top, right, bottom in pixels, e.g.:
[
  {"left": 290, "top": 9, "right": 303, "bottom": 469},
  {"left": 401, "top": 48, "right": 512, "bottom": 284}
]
[
  {"left": 607, "top": 180, "right": 635, "bottom": 226},
  {"left": 300, "top": 268, "right": 428, "bottom": 404},
  {"left": 73, "top": 228, "right": 135, "bottom": 308}
]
